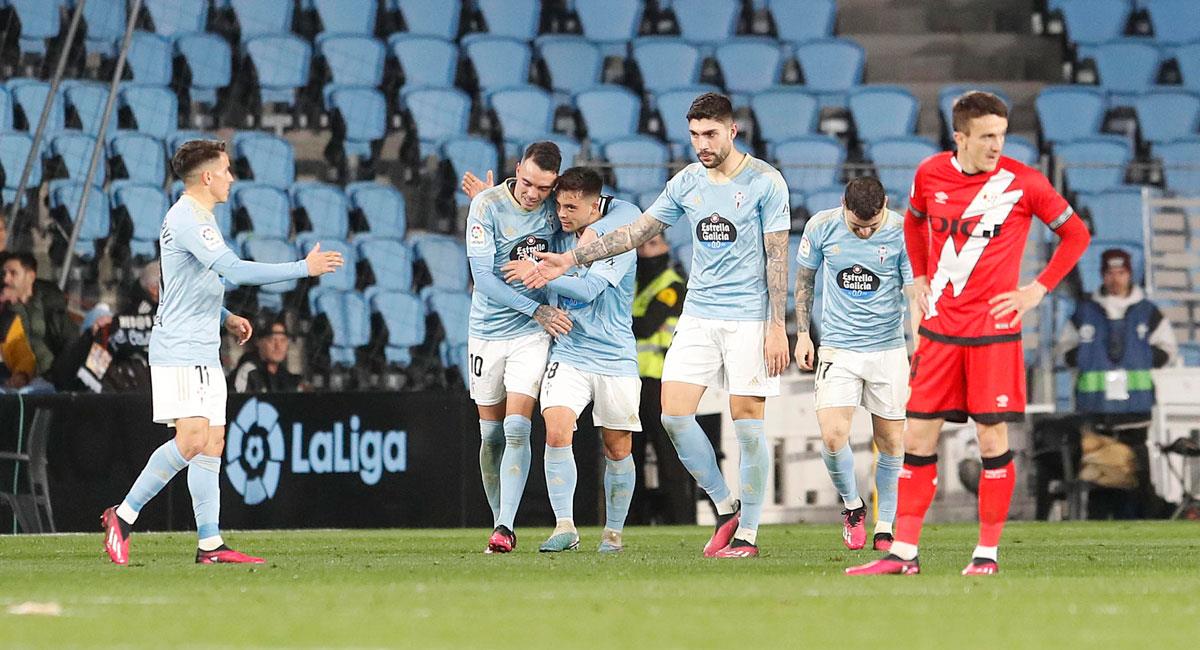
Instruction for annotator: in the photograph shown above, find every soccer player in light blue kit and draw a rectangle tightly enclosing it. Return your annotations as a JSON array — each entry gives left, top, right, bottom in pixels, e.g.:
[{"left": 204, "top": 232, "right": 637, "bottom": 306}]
[
  {"left": 794, "top": 177, "right": 916, "bottom": 553},
  {"left": 498, "top": 167, "right": 642, "bottom": 553},
  {"left": 524, "top": 93, "right": 793, "bottom": 558},
  {"left": 101, "top": 140, "right": 343, "bottom": 565},
  {"left": 465, "top": 142, "right": 574, "bottom": 554}
]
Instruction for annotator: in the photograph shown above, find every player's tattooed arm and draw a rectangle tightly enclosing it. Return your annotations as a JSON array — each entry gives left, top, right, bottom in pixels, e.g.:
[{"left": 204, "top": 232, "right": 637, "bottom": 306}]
[
  {"left": 570, "top": 213, "right": 666, "bottom": 266},
  {"left": 793, "top": 265, "right": 817, "bottom": 333},
  {"left": 764, "top": 230, "right": 790, "bottom": 329},
  {"left": 533, "top": 304, "right": 572, "bottom": 337}
]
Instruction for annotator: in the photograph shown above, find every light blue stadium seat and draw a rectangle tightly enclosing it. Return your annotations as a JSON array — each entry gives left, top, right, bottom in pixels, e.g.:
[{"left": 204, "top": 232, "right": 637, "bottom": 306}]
[
  {"left": 714, "top": 37, "right": 784, "bottom": 104},
  {"left": 231, "top": 0, "right": 294, "bottom": 42},
  {"left": 233, "top": 131, "right": 296, "bottom": 189},
  {"left": 1056, "top": 135, "right": 1132, "bottom": 193},
  {"left": 1134, "top": 90, "right": 1200, "bottom": 145},
  {"left": 425, "top": 288, "right": 470, "bottom": 383},
  {"left": 793, "top": 38, "right": 865, "bottom": 107},
  {"left": 475, "top": 0, "right": 540, "bottom": 40},
  {"left": 49, "top": 181, "right": 110, "bottom": 261},
  {"left": 0, "top": 131, "right": 41, "bottom": 207},
  {"left": 110, "top": 181, "right": 168, "bottom": 261},
  {"left": 329, "top": 86, "right": 388, "bottom": 158},
  {"left": 347, "top": 181, "right": 407, "bottom": 241},
  {"left": 1145, "top": 0, "right": 1200, "bottom": 45},
  {"left": 388, "top": 34, "right": 459, "bottom": 88},
  {"left": 400, "top": 86, "right": 472, "bottom": 158},
  {"left": 767, "top": 0, "right": 835, "bottom": 43},
  {"left": 1076, "top": 189, "right": 1145, "bottom": 244},
  {"left": 127, "top": 31, "right": 173, "bottom": 85},
  {"left": 1056, "top": 0, "right": 1130, "bottom": 46},
  {"left": 804, "top": 185, "right": 843, "bottom": 215},
  {"left": 1004, "top": 134, "right": 1040, "bottom": 167},
  {"left": 488, "top": 85, "right": 554, "bottom": 153},
  {"left": 1036, "top": 86, "right": 1106, "bottom": 146},
  {"left": 175, "top": 33, "right": 232, "bottom": 105},
  {"left": 868, "top": 136, "right": 939, "bottom": 198},
  {"left": 82, "top": 0, "right": 126, "bottom": 57},
  {"left": 463, "top": 35, "right": 532, "bottom": 92},
  {"left": 8, "top": 79, "right": 65, "bottom": 134},
  {"left": 8, "top": 0, "right": 60, "bottom": 56},
  {"left": 120, "top": 84, "right": 178, "bottom": 140},
  {"left": 318, "top": 36, "right": 386, "bottom": 108},
  {"left": 575, "top": 84, "right": 641, "bottom": 144},
  {"left": 1176, "top": 42, "right": 1200, "bottom": 94},
  {"left": 849, "top": 85, "right": 919, "bottom": 145},
  {"left": 358, "top": 238, "right": 413, "bottom": 293},
  {"left": 774, "top": 135, "right": 844, "bottom": 194},
  {"left": 48, "top": 131, "right": 105, "bottom": 186},
  {"left": 144, "top": 0, "right": 209, "bottom": 37},
  {"left": 631, "top": 37, "right": 702, "bottom": 95},
  {"left": 372, "top": 290, "right": 426, "bottom": 367},
  {"left": 604, "top": 136, "right": 669, "bottom": 194},
  {"left": 292, "top": 182, "right": 350, "bottom": 247},
  {"left": 672, "top": 0, "right": 739, "bottom": 49},
  {"left": 411, "top": 233, "right": 469, "bottom": 292},
  {"left": 313, "top": 0, "right": 376, "bottom": 40},
  {"left": 243, "top": 238, "right": 299, "bottom": 312},
  {"left": 1157, "top": 137, "right": 1200, "bottom": 195},
  {"left": 0, "top": 88, "right": 12, "bottom": 131},
  {"left": 442, "top": 136, "right": 501, "bottom": 208},
  {"left": 231, "top": 183, "right": 292, "bottom": 245},
  {"left": 243, "top": 34, "right": 312, "bottom": 107},
  {"left": 393, "top": 0, "right": 462, "bottom": 39},
  {"left": 110, "top": 131, "right": 166, "bottom": 186},
  {"left": 535, "top": 35, "right": 603, "bottom": 103},
  {"left": 574, "top": 0, "right": 642, "bottom": 55},
  {"left": 65, "top": 83, "right": 118, "bottom": 137},
  {"left": 317, "top": 290, "right": 372, "bottom": 367},
  {"left": 1083, "top": 39, "right": 1162, "bottom": 105},
  {"left": 304, "top": 238, "right": 358, "bottom": 311}
]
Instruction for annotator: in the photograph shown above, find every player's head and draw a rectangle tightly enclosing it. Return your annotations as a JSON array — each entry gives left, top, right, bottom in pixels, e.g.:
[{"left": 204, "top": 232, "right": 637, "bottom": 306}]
[
  {"left": 842, "top": 177, "right": 888, "bottom": 239},
  {"left": 952, "top": 91, "right": 1009, "bottom": 174},
  {"left": 554, "top": 166, "right": 604, "bottom": 234},
  {"left": 1, "top": 251, "right": 37, "bottom": 298},
  {"left": 637, "top": 233, "right": 670, "bottom": 258},
  {"left": 172, "top": 140, "right": 235, "bottom": 204},
  {"left": 1100, "top": 248, "right": 1134, "bottom": 297},
  {"left": 254, "top": 312, "right": 290, "bottom": 365},
  {"left": 513, "top": 141, "right": 561, "bottom": 211},
  {"left": 687, "top": 92, "right": 738, "bottom": 169}
]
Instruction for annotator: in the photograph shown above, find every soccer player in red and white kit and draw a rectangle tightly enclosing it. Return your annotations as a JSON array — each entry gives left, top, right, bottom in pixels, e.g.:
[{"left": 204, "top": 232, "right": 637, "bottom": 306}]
[{"left": 847, "top": 91, "right": 1090, "bottom": 576}]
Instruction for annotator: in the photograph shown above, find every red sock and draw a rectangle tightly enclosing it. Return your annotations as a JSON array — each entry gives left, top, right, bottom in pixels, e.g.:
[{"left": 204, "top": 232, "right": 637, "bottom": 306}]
[
  {"left": 978, "top": 450, "right": 1016, "bottom": 547},
  {"left": 894, "top": 453, "right": 938, "bottom": 547}
]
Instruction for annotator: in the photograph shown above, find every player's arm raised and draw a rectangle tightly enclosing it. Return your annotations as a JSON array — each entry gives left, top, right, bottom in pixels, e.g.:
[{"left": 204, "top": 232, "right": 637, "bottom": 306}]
[
  {"left": 793, "top": 265, "right": 817, "bottom": 370},
  {"left": 764, "top": 230, "right": 791, "bottom": 376},
  {"left": 526, "top": 213, "right": 666, "bottom": 288}
]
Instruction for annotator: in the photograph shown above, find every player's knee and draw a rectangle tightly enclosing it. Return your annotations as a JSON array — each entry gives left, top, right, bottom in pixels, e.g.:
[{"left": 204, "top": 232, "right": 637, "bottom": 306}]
[
  {"left": 174, "top": 436, "right": 205, "bottom": 460},
  {"left": 602, "top": 433, "right": 632, "bottom": 460},
  {"left": 545, "top": 429, "right": 573, "bottom": 447},
  {"left": 660, "top": 414, "right": 696, "bottom": 440},
  {"left": 820, "top": 429, "right": 851, "bottom": 452}
]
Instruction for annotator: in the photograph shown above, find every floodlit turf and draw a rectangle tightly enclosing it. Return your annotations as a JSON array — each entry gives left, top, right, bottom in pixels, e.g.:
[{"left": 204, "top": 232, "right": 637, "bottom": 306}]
[{"left": 2, "top": 522, "right": 1198, "bottom": 649}]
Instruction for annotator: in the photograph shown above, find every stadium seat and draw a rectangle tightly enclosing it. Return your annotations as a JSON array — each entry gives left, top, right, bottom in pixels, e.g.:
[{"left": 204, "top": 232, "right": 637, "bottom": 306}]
[
  {"left": 48, "top": 131, "right": 105, "bottom": 186},
  {"left": 110, "top": 181, "right": 169, "bottom": 261},
  {"left": 804, "top": 185, "right": 844, "bottom": 215},
  {"left": 313, "top": 0, "right": 376, "bottom": 39},
  {"left": 318, "top": 36, "right": 386, "bottom": 108},
  {"left": 1177, "top": 43, "right": 1200, "bottom": 94},
  {"left": 441, "top": 136, "right": 501, "bottom": 207},
  {"left": 1077, "top": 240, "right": 1144, "bottom": 293},
  {"left": 175, "top": 33, "right": 233, "bottom": 105},
  {"left": 0, "top": 88, "right": 12, "bottom": 132},
  {"left": 392, "top": 0, "right": 462, "bottom": 39},
  {"left": 766, "top": 0, "right": 835, "bottom": 43},
  {"left": 488, "top": 85, "right": 554, "bottom": 152},
  {"left": 631, "top": 37, "right": 702, "bottom": 95},
  {"left": 1057, "top": 135, "right": 1132, "bottom": 193},
  {"left": 120, "top": 84, "right": 179, "bottom": 140},
  {"left": 304, "top": 238, "right": 358, "bottom": 306},
  {"left": 8, "top": 0, "right": 60, "bottom": 56},
  {"left": 0, "top": 131, "right": 41, "bottom": 207},
  {"left": 774, "top": 135, "right": 844, "bottom": 194},
  {"left": 1178, "top": 342, "right": 1200, "bottom": 367},
  {"left": 322, "top": 290, "right": 373, "bottom": 367},
  {"left": 347, "top": 181, "right": 407, "bottom": 241},
  {"left": 1076, "top": 189, "right": 1145, "bottom": 244},
  {"left": 49, "top": 181, "right": 110, "bottom": 261},
  {"left": 243, "top": 34, "right": 312, "bottom": 108},
  {"left": 939, "top": 84, "right": 1011, "bottom": 140},
  {"left": 714, "top": 38, "right": 784, "bottom": 103},
  {"left": 1004, "top": 134, "right": 1040, "bottom": 167},
  {"left": 233, "top": 131, "right": 296, "bottom": 189},
  {"left": 65, "top": 83, "right": 119, "bottom": 137},
  {"left": 671, "top": 0, "right": 740, "bottom": 48},
  {"left": 849, "top": 85, "right": 919, "bottom": 145},
  {"left": 463, "top": 35, "right": 532, "bottom": 92},
  {"left": 400, "top": 86, "right": 472, "bottom": 158},
  {"left": 8, "top": 79, "right": 65, "bottom": 134},
  {"left": 127, "top": 31, "right": 173, "bottom": 85},
  {"left": 475, "top": 0, "right": 540, "bottom": 40},
  {"left": 292, "top": 182, "right": 351, "bottom": 247},
  {"left": 793, "top": 38, "right": 865, "bottom": 106},
  {"left": 244, "top": 238, "right": 301, "bottom": 311},
  {"left": 372, "top": 291, "right": 426, "bottom": 367},
  {"left": 1056, "top": 0, "right": 1130, "bottom": 46},
  {"left": 425, "top": 288, "right": 470, "bottom": 383},
  {"left": 231, "top": 0, "right": 295, "bottom": 42},
  {"left": 82, "top": 0, "right": 126, "bottom": 57},
  {"left": 358, "top": 238, "right": 413, "bottom": 293},
  {"left": 604, "top": 136, "right": 669, "bottom": 194},
  {"left": 411, "top": 233, "right": 469, "bottom": 293},
  {"left": 750, "top": 88, "right": 819, "bottom": 147},
  {"left": 1144, "top": 0, "right": 1200, "bottom": 45},
  {"left": 867, "top": 136, "right": 939, "bottom": 199},
  {"left": 574, "top": 0, "right": 643, "bottom": 52},
  {"left": 1036, "top": 86, "right": 1106, "bottom": 146},
  {"left": 574, "top": 84, "right": 641, "bottom": 144},
  {"left": 1157, "top": 137, "right": 1200, "bottom": 195},
  {"left": 231, "top": 183, "right": 292, "bottom": 244},
  {"left": 143, "top": 0, "right": 209, "bottom": 37},
  {"left": 1084, "top": 40, "right": 1162, "bottom": 105},
  {"left": 1134, "top": 90, "right": 1200, "bottom": 145},
  {"left": 535, "top": 35, "right": 603, "bottom": 102},
  {"left": 328, "top": 86, "right": 388, "bottom": 158},
  {"left": 388, "top": 35, "right": 459, "bottom": 88},
  {"left": 110, "top": 131, "right": 165, "bottom": 185}
]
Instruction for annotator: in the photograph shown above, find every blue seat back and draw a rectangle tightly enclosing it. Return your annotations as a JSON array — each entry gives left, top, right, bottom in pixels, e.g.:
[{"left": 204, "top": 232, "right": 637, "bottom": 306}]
[
  {"left": 231, "top": 0, "right": 294, "bottom": 41},
  {"left": 1134, "top": 91, "right": 1200, "bottom": 145},
  {"left": 604, "top": 136, "right": 669, "bottom": 193},
  {"left": 128, "top": 31, "right": 173, "bottom": 85},
  {"left": 234, "top": 132, "right": 296, "bottom": 188},
  {"left": 293, "top": 182, "right": 350, "bottom": 239},
  {"left": 463, "top": 35, "right": 531, "bottom": 92},
  {"left": 536, "top": 36, "right": 602, "bottom": 96},
  {"left": 476, "top": 0, "right": 540, "bottom": 40},
  {"left": 767, "top": 0, "right": 835, "bottom": 42},
  {"left": 631, "top": 38, "right": 701, "bottom": 94},
  {"left": 347, "top": 181, "right": 407, "bottom": 240},
  {"left": 402, "top": 86, "right": 471, "bottom": 148},
  {"left": 575, "top": 0, "right": 642, "bottom": 43},
  {"left": 232, "top": 183, "right": 292, "bottom": 239},
  {"left": 121, "top": 84, "right": 178, "bottom": 140},
  {"left": 359, "top": 239, "right": 413, "bottom": 291},
  {"left": 714, "top": 38, "right": 783, "bottom": 97},
  {"left": 388, "top": 35, "right": 459, "bottom": 87},
  {"left": 868, "top": 136, "right": 938, "bottom": 197},
  {"left": 849, "top": 85, "right": 919, "bottom": 144},
  {"left": 144, "top": 0, "right": 209, "bottom": 37},
  {"left": 575, "top": 85, "right": 640, "bottom": 144},
  {"left": 394, "top": 0, "right": 461, "bottom": 39},
  {"left": 1057, "top": 135, "right": 1132, "bottom": 193},
  {"left": 489, "top": 86, "right": 554, "bottom": 143},
  {"left": 774, "top": 135, "right": 844, "bottom": 193},
  {"left": 1036, "top": 86, "right": 1106, "bottom": 145}
]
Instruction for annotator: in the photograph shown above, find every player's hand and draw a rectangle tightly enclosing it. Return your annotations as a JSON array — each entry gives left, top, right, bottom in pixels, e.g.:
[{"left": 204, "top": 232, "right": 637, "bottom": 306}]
[
  {"left": 988, "top": 281, "right": 1048, "bottom": 329},
  {"left": 225, "top": 314, "right": 253, "bottom": 345},
  {"left": 764, "top": 324, "right": 790, "bottom": 377},
  {"left": 533, "top": 305, "right": 572, "bottom": 337},
  {"left": 794, "top": 332, "right": 815, "bottom": 371},
  {"left": 461, "top": 170, "right": 494, "bottom": 200},
  {"left": 501, "top": 259, "right": 535, "bottom": 284},
  {"left": 912, "top": 276, "right": 932, "bottom": 319},
  {"left": 522, "top": 251, "right": 572, "bottom": 289},
  {"left": 305, "top": 242, "right": 344, "bottom": 276}
]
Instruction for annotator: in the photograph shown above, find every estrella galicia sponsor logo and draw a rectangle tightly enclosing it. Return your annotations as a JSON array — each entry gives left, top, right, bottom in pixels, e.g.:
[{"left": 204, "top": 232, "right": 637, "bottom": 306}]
[
  {"left": 696, "top": 213, "right": 736, "bottom": 250},
  {"left": 510, "top": 235, "right": 549, "bottom": 261},
  {"left": 225, "top": 397, "right": 407, "bottom": 505},
  {"left": 836, "top": 264, "right": 880, "bottom": 298}
]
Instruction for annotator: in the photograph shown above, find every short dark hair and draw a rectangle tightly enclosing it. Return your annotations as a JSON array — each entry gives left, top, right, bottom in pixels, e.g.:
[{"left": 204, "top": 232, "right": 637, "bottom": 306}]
[
  {"left": 1, "top": 251, "right": 37, "bottom": 273},
  {"left": 843, "top": 177, "right": 886, "bottom": 219},
  {"left": 254, "top": 311, "right": 289, "bottom": 340},
  {"left": 521, "top": 141, "right": 562, "bottom": 174},
  {"left": 686, "top": 92, "right": 734, "bottom": 123},
  {"left": 951, "top": 91, "right": 1008, "bottom": 134},
  {"left": 171, "top": 139, "right": 227, "bottom": 180},
  {"left": 555, "top": 167, "right": 603, "bottom": 197}
]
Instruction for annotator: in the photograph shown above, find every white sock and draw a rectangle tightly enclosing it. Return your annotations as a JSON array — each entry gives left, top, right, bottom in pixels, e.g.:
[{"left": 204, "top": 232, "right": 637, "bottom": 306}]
[
  {"left": 198, "top": 535, "right": 224, "bottom": 552},
  {"left": 890, "top": 541, "right": 918, "bottom": 561},
  {"left": 844, "top": 496, "right": 865, "bottom": 510},
  {"left": 116, "top": 502, "right": 138, "bottom": 525},
  {"left": 874, "top": 521, "right": 893, "bottom": 535},
  {"left": 554, "top": 518, "right": 576, "bottom": 534},
  {"left": 714, "top": 495, "right": 738, "bottom": 516},
  {"left": 733, "top": 527, "right": 757, "bottom": 545},
  {"left": 972, "top": 545, "right": 998, "bottom": 561}
]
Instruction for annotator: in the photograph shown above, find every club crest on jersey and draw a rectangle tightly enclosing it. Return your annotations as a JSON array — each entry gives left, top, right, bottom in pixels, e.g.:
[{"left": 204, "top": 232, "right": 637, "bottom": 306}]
[
  {"left": 696, "top": 213, "right": 736, "bottom": 250},
  {"left": 878, "top": 245, "right": 888, "bottom": 265},
  {"left": 734, "top": 191, "right": 746, "bottom": 211},
  {"left": 837, "top": 264, "right": 880, "bottom": 298},
  {"left": 510, "top": 236, "right": 549, "bottom": 261}
]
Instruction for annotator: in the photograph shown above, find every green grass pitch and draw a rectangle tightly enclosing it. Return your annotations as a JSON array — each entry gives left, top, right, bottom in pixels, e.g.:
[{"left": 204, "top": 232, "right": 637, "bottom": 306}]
[{"left": 2, "top": 522, "right": 1198, "bottom": 649}]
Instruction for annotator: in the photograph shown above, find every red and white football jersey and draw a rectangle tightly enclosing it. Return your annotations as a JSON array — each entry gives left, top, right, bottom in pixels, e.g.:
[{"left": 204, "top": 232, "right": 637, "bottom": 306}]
[{"left": 907, "top": 152, "right": 1072, "bottom": 342}]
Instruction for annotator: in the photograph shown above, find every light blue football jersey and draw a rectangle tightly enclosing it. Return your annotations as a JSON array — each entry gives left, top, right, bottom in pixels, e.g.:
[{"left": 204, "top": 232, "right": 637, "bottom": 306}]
[
  {"left": 548, "top": 197, "right": 640, "bottom": 377},
  {"left": 796, "top": 207, "right": 913, "bottom": 352},
  {"left": 466, "top": 179, "right": 559, "bottom": 340},
  {"left": 647, "top": 155, "right": 791, "bottom": 320}
]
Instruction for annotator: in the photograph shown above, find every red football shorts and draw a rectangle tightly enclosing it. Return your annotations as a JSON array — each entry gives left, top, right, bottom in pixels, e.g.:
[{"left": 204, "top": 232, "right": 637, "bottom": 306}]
[{"left": 906, "top": 337, "right": 1026, "bottom": 424}]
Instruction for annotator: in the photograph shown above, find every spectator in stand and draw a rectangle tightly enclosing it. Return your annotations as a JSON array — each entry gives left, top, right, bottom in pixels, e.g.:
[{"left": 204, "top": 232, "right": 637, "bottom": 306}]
[
  {"left": 0, "top": 252, "right": 76, "bottom": 392},
  {"left": 228, "top": 312, "right": 301, "bottom": 393}
]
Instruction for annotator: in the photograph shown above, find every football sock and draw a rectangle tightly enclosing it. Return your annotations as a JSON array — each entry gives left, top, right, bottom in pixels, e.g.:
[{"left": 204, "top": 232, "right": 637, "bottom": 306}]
[
  {"left": 603, "top": 455, "right": 635, "bottom": 533},
  {"left": 188, "top": 454, "right": 223, "bottom": 551},
  {"left": 661, "top": 414, "right": 732, "bottom": 510},
  {"left": 118, "top": 439, "right": 189, "bottom": 525},
  {"left": 733, "top": 527, "right": 757, "bottom": 545},
  {"left": 496, "top": 415, "right": 532, "bottom": 530},
  {"left": 821, "top": 441, "right": 861, "bottom": 509},
  {"left": 875, "top": 451, "right": 903, "bottom": 527},
  {"left": 733, "top": 419, "right": 768, "bottom": 533},
  {"left": 478, "top": 419, "right": 505, "bottom": 525},
  {"left": 544, "top": 444, "right": 576, "bottom": 523},
  {"left": 893, "top": 453, "right": 939, "bottom": 560},
  {"left": 977, "top": 450, "right": 1016, "bottom": 552}
]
